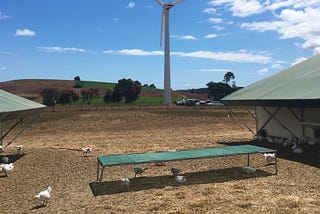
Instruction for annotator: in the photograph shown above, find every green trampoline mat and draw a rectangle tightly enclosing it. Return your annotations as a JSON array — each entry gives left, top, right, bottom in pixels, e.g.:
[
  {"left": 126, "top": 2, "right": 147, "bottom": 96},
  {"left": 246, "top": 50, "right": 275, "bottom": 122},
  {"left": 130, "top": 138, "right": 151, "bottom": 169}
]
[{"left": 97, "top": 145, "right": 275, "bottom": 167}]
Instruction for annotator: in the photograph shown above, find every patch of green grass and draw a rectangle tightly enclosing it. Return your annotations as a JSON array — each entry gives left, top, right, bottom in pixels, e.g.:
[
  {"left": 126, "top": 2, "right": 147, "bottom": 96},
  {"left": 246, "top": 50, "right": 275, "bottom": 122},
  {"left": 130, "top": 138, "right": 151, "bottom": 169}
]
[
  {"left": 134, "top": 96, "right": 164, "bottom": 105},
  {"left": 141, "top": 86, "right": 162, "bottom": 91},
  {"left": 151, "top": 109, "right": 228, "bottom": 117},
  {"left": 76, "top": 80, "right": 115, "bottom": 88},
  {"left": 70, "top": 96, "right": 182, "bottom": 106}
]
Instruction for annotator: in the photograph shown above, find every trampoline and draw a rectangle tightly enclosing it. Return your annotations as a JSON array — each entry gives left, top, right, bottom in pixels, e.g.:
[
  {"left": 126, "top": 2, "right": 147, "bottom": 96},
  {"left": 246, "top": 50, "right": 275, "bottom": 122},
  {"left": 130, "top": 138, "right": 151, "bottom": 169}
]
[{"left": 96, "top": 144, "right": 277, "bottom": 183}]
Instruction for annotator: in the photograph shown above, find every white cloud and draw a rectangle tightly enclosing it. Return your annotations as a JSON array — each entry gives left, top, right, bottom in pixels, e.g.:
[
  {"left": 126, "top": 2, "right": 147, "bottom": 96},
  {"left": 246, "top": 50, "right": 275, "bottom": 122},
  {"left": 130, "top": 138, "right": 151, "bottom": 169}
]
[
  {"left": 241, "top": 7, "right": 320, "bottom": 55},
  {"left": 209, "top": 0, "right": 264, "bottom": 17},
  {"left": 208, "top": 0, "right": 232, "bottom": 6},
  {"left": 209, "top": 18, "right": 222, "bottom": 24},
  {"left": 203, "top": 8, "right": 216, "bottom": 14},
  {"left": 205, "top": 34, "right": 218, "bottom": 39},
  {"left": 38, "top": 46, "right": 87, "bottom": 53},
  {"left": 113, "top": 18, "right": 119, "bottom": 22},
  {"left": 104, "top": 48, "right": 270, "bottom": 63},
  {"left": 0, "top": 51, "right": 13, "bottom": 55},
  {"left": 127, "top": 2, "right": 135, "bottom": 8},
  {"left": 104, "top": 49, "right": 163, "bottom": 56},
  {"left": 291, "top": 57, "right": 307, "bottom": 66},
  {"left": 103, "top": 50, "right": 115, "bottom": 54},
  {"left": 0, "top": 66, "right": 6, "bottom": 71},
  {"left": 197, "top": 69, "right": 231, "bottom": 72},
  {"left": 173, "top": 50, "right": 270, "bottom": 63},
  {"left": 271, "top": 63, "right": 282, "bottom": 69},
  {"left": 257, "top": 68, "right": 269, "bottom": 75},
  {"left": 267, "top": 0, "right": 320, "bottom": 11},
  {"left": 0, "top": 11, "right": 11, "bottom": 20},
  {"left": 15, "top": 29, "right": 35, "bottom": 37},
  {"left": 313, "top": 47, "right": 320, "bottom": 55},
  {"left": 212, "top": 25, "right": 224, "bottom": 31},
  {"left": 171, "top": 35, "right": 196, "bottom": 40}
]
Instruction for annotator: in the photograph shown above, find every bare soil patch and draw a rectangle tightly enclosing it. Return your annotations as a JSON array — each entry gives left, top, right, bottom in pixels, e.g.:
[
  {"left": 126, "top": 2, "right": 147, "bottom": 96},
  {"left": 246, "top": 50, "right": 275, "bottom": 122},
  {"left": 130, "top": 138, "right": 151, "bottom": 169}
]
[{"left": 1, "top": 106, "right": 319, "bottom": 213}]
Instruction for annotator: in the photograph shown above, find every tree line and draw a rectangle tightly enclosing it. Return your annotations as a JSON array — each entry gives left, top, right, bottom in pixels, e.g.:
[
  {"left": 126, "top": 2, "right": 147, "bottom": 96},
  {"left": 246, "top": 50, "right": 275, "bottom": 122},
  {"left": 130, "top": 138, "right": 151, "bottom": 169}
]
[
  {"left": 40, "top": 78, "right": 141, "bottom": 106},
  {"left": 39, "top": 72, "right": 239, "bottom": 106}
]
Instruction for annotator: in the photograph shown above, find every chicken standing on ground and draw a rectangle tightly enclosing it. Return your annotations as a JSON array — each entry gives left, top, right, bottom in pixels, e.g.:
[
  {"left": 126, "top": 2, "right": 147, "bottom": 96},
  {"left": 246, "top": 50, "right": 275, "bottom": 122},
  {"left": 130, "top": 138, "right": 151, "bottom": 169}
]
[
  {"left": 1, "top": 156, "right": 9, "bottom": 164},
  {"left": 35, "top": 186, "right": 52, "bottom": 206},
  {"left": 82, "top": 147, "right": 93, "bottom": 156},
  {"left": 263, "top": 153, "right": 276, "bottom": 164},
  {"left": 16, "top": 145, "right": 23, "bottom": 154},
  {"left": 120, "top": 177, "right": 130, "bottom": 191},
  {"left": 133, "top": 166, "right": 148, "bottom": 178},
  {"left": 171, "top": 167, "right": 181, "bottom": 177},
  {"left": 0, "top": 163, "right": 14, "bottom": 177},
  {"left": 242, "top": 166, "right": 256, "bottom": 174},
  {"left": 174, "top": 175, "right": 186, "bottom": 184}
]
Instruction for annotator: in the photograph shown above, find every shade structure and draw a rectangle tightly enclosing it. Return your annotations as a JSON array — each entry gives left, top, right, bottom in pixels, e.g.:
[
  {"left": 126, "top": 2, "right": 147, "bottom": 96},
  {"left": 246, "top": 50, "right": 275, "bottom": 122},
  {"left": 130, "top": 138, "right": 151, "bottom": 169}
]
[
  {"left": 0, "top": 89, "right": 46, "bottom": 148},
  {"left": 221, "top": 54, "right": 320, "bottom": 107},
  {"left": 97, "top": 145, "right": 274, "bottom": 167}
]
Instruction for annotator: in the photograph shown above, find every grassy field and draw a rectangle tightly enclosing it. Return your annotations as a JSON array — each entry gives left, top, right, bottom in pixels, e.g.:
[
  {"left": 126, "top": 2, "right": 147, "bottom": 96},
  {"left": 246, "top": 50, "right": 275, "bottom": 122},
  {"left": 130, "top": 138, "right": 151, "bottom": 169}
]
[
  {"left": 0, "top": 106, "right": 319, "bottom": 213},
  {"left": 75, "top": 96, "right": 182, "bottom": 106}
]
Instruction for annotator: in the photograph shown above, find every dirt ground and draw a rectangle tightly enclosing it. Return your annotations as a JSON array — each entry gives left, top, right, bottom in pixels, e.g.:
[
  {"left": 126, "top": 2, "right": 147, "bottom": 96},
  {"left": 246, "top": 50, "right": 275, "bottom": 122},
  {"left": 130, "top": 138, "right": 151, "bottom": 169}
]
[{"left": 1, "top": 106, "right": 319, "bottom": 214}]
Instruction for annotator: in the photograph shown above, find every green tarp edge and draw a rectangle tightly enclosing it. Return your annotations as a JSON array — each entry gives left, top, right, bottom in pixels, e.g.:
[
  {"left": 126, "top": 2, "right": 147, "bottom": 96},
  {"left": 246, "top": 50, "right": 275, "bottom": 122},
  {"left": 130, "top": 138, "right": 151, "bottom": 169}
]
[{"left": 97, "top": 145, "right": 275, "bottom": 167}]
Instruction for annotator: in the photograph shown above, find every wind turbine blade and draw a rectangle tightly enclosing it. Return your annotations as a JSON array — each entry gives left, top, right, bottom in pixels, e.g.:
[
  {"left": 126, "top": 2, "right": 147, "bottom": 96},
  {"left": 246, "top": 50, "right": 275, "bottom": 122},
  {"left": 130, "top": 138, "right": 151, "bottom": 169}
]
[
  {"left": 160, "top": 10, "right": 165, "bottom": 47},
  {"left": 172, "top": 0, "right": 185, "bottom": 6},
  {"left": 155, "top": 0, "right": 163, "bottom": 6}
]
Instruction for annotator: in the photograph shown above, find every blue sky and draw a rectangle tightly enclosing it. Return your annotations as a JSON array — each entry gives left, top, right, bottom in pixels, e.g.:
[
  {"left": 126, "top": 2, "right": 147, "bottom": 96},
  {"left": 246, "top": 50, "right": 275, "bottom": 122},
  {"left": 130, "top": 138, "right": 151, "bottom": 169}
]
[{"left": 1, "top": 0, "right": 320, "bottom": 89}]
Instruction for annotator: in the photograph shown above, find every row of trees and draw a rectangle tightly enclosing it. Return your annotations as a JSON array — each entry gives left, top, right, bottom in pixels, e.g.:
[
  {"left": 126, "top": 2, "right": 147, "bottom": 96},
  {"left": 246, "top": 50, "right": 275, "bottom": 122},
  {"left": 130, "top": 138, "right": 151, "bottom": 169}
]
[
  {"left": 39, "top": 78, "right": 141, "bottom": 106},
  {"left": 186, "top": 72, "right": 239, "bottom": 100},
  {"left": 206, "top": 71, "right": 239, "bottom": 100},
  {"left": 40, "top": 72, "right": 238, "bottom": 106},
  {"left": 40, "top": 88, "right": 99, "bottom": 106},
  {"left": 103, "top": 78, "right": 141, "bottom": 103}
]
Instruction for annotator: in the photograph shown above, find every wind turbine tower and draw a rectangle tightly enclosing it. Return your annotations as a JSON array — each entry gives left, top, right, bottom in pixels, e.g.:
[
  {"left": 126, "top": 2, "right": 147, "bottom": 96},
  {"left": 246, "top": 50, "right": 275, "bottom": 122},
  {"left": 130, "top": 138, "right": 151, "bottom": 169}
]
[{"left": 155, "top": 0, "right": 184, "bottom": 106}]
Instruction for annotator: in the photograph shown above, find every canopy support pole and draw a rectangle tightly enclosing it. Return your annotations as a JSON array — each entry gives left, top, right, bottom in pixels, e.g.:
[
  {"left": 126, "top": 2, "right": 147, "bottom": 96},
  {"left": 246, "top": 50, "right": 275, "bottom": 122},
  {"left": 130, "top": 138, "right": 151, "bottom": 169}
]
[
  {"left": 263, "top": 106, "right": 298, "bottom": 140},
  {"left": 224, "top": 105, "right": 255, "bottom": 134},
  {"left": 259, "top": 106, "right": 281, "bottom": 131},
  {"left": 0, "top": 118, "right": 23, "bottom": 142},
  {"left": 4, "top": 111, "right": 41, "bottom": 149}
]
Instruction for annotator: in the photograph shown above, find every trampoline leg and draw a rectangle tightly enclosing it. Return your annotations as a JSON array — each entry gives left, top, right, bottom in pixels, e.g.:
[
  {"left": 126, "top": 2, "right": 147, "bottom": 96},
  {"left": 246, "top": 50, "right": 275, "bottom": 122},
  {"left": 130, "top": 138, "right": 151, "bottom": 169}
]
[
  {"left": 99, "top": 167, "right": 105, "bottom": 184},
  {"left": 275, "top": 155, "right": 278, "bottom": 175},
  {"left": 247, "top": 154, "right": 250, "bottom": 166},
  {"left": 97, "top": 162, "right": 100, "bottom": 182}
]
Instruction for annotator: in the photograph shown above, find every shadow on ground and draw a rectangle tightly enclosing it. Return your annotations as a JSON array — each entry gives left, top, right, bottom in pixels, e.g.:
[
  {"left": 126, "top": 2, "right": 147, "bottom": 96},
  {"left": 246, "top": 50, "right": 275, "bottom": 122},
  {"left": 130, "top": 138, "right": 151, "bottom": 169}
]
[
  {"left": 220, "top": 140, "right": 320, "bottom": 168},
  {"left": 0, "top": 153, "right": 26, "bottom": 164},
  {"left": 31, "top": 204, "right": 46, "bottom": 210},
  {"left": 90, "top": 167, "right": 273, "bottom": 196}
]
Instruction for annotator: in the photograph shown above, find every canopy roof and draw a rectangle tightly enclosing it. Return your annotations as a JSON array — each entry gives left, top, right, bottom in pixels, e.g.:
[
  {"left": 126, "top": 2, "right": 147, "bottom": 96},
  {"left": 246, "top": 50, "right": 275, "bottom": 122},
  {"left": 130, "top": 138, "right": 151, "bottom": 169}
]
[
  {"left": 222, "top": 54, "right": 320, "bottom": 107},
  {"left": 0, "top": 89, "right": 46, "bottom": 120},
  {"left": 97, "top": 145, "right": 275, "bottom": 167}
]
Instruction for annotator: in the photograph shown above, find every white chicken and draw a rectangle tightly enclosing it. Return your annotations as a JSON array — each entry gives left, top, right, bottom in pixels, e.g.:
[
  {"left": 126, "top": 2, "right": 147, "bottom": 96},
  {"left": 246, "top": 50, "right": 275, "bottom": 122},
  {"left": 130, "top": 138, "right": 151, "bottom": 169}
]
[
  {"left": 174, "top": 175, "right": 186, "bottom": 184},
  {"left": 263, "top": 153, "right": 276, "bottom": 164},
  {"left": 293, "top": 147, "right": 304, "bottom": 154},
  {"left": 82, "top": 147, "right": 93, "bottom": 156},
  {"left": 0, "top": 163, "right": 14, "bottom": 176},
  {"left": 35, "top": 186, "right": 52, "bottom": 206},
  {"left": 242, "top": 166, "right": 256, "bottom": 174},
  {"left": 0, "top": 145, "right": 3, "bottom": 153},
  {"left": 120, "top": 177, "right": 130, "bottom": 191},
  {"left": 16, "top": 145, "right": 23, "bottom": 154},
  {"left": 1, "top": 156, "right": 9, "bottom": 164}
]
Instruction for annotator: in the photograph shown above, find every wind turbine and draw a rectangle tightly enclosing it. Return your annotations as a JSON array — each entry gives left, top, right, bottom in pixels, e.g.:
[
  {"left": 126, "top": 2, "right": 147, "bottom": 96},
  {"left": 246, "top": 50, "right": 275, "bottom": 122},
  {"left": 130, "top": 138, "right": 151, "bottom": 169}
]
[{"left": 155, "top": 0, "right": 185, "bottom": 106}]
